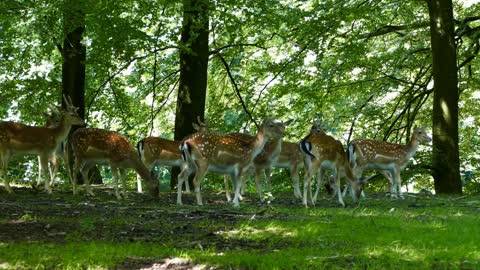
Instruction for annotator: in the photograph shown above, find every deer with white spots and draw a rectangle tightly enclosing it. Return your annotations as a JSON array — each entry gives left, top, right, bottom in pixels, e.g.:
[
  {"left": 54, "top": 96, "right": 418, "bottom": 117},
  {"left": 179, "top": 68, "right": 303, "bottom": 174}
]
[
  {"left": 347, "top": 126, "right": 431, "bottom": 198},
  {"left": 222, "top": 119, "right": 293, "bottom": 202},
  {"left": 0, "top": 95, "right": 84, "bottom": 193},
  {"left": 223, "top": 140, "right": 304, "bottom": 201},
  {"left": 177, "top": 118, "right": 287, "bottom": 208},
  {"left": 268, "top": 141, "right": 305, "bottom": 198},
  {"left": 36, "top": 105, "right": 71, "bottom": 188},
  {"left": 136, "top": 116, "right": 209, "bottom": 193},
  {"left": 300, "top": 121, "right": 362, "bottom": 207},
  {"left": 70, "top": 128, "right": 159, "bottom": 199}
]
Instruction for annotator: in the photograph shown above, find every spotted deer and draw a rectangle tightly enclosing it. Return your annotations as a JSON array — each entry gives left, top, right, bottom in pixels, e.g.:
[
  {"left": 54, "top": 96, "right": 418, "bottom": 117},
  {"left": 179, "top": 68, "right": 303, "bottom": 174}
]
[
  {"left": 0, "top": 95, "right": 84, "bottom": 193},
  {"left": 70, "top": 128, "right": 159, "bottom": 199},
  {"left": 222, "top": 119, "right": 293, "bottom": 201},
  {"left": 347, "top": 126, "right": 431, "bottom": 198},
  {"left": 136, "top": 117, "right": 209, "bottom": 193},
  {"left": 223, "top": 138, "right": 303, "bottom": 201},
  {"left": 36, "top": 106, "right": 69, "bottom": 187},
  {"left": 300, "top": 122, "right": 362, "bottom": 207},
  {"left": 177, "top": 118, "right": 287, "bottom": 207},
  {"left": 271, "top": 141, "right": 304, "bottom": 198}
]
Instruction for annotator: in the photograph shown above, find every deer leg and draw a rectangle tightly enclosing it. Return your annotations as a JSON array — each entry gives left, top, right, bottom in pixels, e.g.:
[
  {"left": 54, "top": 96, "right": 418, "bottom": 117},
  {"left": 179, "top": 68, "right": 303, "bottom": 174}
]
[
  {"left": 334, "top": 168, "right": 345, "bottom": 207},
  {"left": 302, "top": 158, "right": 314, "bottom": 207},
  {"left": 232, "top": 172, "right": 243, "bottom": 208},
  {"left": 39, "top": 154, "right": 52, "bottom": 194},
  {"left": 136, "top": 173, "right": 143, "bottom": 193},
  {"left": 72, "top": 159, "right": 81, "bottom": 195},
  {"left": 341, "top": 181, "right": 350, "bottom": 198},
  {"left": 224, "top": 174, "right": 231, "bottom": 202},
  {"left": 48, "top": 154, "right": 59, "bottom": 187},
  {"left": 193, "top": 162, "right": 208, "bottom": 206},
  {"left": 264, "top": 168, "right": 272, "bottom": 193},
  {"left": 81, "top": 163, "right": 95, "bottom": 197},
  {"left": 291, "top": 165, "right": 302, "bottom": 199},
  {"left": 110, "top": 166, "right": 121, "bottom": 199},
  {"left": 239, "top": 175, "right": 246, "bottom": 198},
  {"left": 119, "top": 168, "right": 128, "bottom": 198},
  {"left": 36, "top": 156, "right": 42, "bottom": 187},
  {"left": 312, "top": 169, "right": 324, "bottom": 204},
  {"left": 235, "top": 175, "right": 245, "bottom": 201},
  {"left": 393, "top": 166, "right": 403, "bottom": 199},
  {"left": 385, "top": 169, "right": 397, "bottom": 199},
  {"left": 176, "top": 165, "right": 191, "bottom": 205},
  {"left": 137, "top": 163, "right": 151, "bottom": 194},
  {"left": 0, "top": 151, "right": 12, "bottom": 193},
  {"left": 254, "top": 167, "right": 264, "bottom": 201}
]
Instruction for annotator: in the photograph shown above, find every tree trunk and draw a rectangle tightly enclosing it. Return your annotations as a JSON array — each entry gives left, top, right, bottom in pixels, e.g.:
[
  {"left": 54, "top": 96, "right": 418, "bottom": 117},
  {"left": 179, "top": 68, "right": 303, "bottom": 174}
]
[
  {"left": 62, "top": 0, "right": 102, "bottom": 185},
  {"left": 171, "top": 0, "right": 210, "bottom": 190},
  {"left": 427, "top": 0, "right": 462, "bottom": 194}
]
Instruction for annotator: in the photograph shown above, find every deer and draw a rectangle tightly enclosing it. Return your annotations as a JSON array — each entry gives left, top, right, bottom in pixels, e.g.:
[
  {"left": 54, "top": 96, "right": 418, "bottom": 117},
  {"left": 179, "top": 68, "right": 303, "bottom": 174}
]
[
  {"left": 300, "top": 121, "right": 362, "bottom": 207},
  {"left": 177, "top": 118, "right": 288, "bottom": 208},
  {"left": 0, "top": 95, "right": 84, "bottom": 193},
  {"left": 347, "top": 126, "right": 431, "bottom": 198},
  {"left": 222, "top": 119, "right": 293, "bottom": 202},
  {"left": 70, "top": 128, "right": 159, "bottom": 199},
  {"left": 223, "top": 135, "right": 303, "bottom": 202},
  {"left": 136, "top": 116, "right": 209, "bottom": 193},
  {"left": 271, "top": 141, "right": 305, "bottom": 199},
  {"left": 36, "top": 106, "right": 69, "bottom": 187}
]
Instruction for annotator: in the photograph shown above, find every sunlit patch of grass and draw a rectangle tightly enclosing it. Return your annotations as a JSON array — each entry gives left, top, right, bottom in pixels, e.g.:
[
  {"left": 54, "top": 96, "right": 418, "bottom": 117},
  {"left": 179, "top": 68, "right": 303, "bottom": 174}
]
[
  {"left": 1, "top": 191, "right": 480, "bottom": 269},
  {"left": 216, "top": 223, "right": 297, "bottom": 239}
]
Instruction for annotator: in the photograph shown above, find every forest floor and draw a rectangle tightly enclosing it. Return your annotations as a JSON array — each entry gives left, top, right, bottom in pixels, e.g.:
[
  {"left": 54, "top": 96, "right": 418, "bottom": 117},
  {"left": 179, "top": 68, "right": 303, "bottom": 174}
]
[{"left": 0, "top": 185, "right": 479, "bottom": 269}]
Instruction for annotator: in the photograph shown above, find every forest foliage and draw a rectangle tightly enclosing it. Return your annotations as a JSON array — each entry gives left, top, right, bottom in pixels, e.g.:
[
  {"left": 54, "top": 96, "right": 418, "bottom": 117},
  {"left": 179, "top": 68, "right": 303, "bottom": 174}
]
[{"left": 0, "top": 0, "right": 479, "bottom": 192}]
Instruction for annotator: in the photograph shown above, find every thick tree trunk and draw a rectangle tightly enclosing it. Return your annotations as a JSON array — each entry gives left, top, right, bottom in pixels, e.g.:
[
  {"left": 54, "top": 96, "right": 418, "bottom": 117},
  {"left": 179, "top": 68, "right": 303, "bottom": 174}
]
[
  {"left": 62, "top": 0, "right": 102, "bottom": 185},
  {"left": 427, "top": 0, "right": 462, "bottom": 194},
  {"left": 171, "top": 0, "right": 210, "bottom": 190}
]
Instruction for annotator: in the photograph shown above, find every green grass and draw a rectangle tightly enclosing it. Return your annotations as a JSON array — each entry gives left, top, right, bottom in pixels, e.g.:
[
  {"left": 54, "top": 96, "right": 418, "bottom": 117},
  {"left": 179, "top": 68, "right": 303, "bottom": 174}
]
[{"left": 0, "top": 188, "right": 479, "bottom": 269}]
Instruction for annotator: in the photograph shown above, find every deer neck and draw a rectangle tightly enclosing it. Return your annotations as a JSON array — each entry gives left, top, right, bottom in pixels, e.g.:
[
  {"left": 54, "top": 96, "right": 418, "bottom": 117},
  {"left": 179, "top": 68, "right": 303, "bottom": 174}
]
[
  {"left": 249, "top": 128, "right": 270, "bottom": 160},
  {"left": 135, "top": 158, "right": 152, "bottom": 181},
  {"left": 51, "top": 115, "right": 74, "bottom": 145},
  {"left": 404, "top": 135, "right": 420, "bottom": 160},
  {"left": 269, "top": 138, "right": 283, "bottom": 159}
]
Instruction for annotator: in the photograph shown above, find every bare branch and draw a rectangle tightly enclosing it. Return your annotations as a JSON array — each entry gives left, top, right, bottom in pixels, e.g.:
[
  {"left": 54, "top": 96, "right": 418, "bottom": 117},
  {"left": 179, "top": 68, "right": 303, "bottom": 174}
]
[
  {"left": 86, "top": 45, "right": 178, "bottom": 122},
  {"left": 214, "top": 52, "right": 258, "bottom": 128},
  {"left": 347, "top": 95, "right": 374, "bottom": 144}
]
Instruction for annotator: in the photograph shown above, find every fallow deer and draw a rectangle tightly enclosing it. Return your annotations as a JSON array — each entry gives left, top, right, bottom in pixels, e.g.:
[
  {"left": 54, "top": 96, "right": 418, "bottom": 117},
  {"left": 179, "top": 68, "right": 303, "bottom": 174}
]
[
  {"left": 136, "top": 116, "right": 210, "bottom": 193},
  {"left": 177, "top": 118, "right": 287, "bottom": 208},
  {"left": 347, "top": 126, "right": 431, "bottom": 198},
  {"left": 0, "top": 96, "right": 84, "bottom": 193},
  {"left": 222, "top": 119, "right": 293, "bottom": 202},
  {"left": 70, "top": 128, "right": 159, "bottom": 199},
  {"left": 223, "top": 132, "right": 303, "bottom": 202},
  {"left": 300, "top": 122, "right": 362, "bottom": 207},
  {"left": 36, "top": 106, "right": 69, "bottom": 187}
]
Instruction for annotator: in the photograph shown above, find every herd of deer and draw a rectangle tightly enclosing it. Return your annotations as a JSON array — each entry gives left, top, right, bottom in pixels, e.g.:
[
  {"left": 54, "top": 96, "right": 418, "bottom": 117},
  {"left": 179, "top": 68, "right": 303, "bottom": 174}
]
[{"left": 0, "top": 96, "right": 432, "bottom": 208}]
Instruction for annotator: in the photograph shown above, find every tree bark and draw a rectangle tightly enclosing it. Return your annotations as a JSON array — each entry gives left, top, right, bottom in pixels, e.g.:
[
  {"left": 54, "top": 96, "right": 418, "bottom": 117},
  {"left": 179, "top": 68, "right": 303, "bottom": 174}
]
[
  {"left": 427, "top": 0, "right": 462, "bottom": 194},
  {"left": 171, "top": 0, "right": 210, "bottom": 190},
  {"left": 62, "top": 0, "right": 102, "bottom": 184}
]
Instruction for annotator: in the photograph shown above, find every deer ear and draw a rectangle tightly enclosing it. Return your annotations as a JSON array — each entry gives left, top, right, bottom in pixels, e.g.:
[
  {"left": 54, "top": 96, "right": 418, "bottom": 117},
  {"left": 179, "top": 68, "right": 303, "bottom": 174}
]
[
  {"left": 192, "top": 123, "right": 200, "bottom": 131},
  {"left": 261, "top": 117, "right": 273, "bottom": 125}
]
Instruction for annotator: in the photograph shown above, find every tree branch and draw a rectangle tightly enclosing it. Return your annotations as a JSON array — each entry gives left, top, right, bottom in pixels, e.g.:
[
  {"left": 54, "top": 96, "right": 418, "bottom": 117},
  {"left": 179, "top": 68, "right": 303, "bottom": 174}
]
[
  {"left": 214, "top": 52, "right": 258, "bottom": 128},
  {"left": 347, "top": 95, "right": 374, "bottom": 144},
  {"left": 209, "top": 43, "right": 266, "bottom": 55},
  {"left": 86, "top": 45, "right": 178, "bottom": 122}
]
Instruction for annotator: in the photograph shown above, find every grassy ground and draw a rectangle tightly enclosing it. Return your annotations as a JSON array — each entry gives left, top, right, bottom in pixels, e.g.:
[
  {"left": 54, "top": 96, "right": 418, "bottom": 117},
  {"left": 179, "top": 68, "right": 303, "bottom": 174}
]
[{"left": 0, "top": 185, "right": 479, "bottom": 269}]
